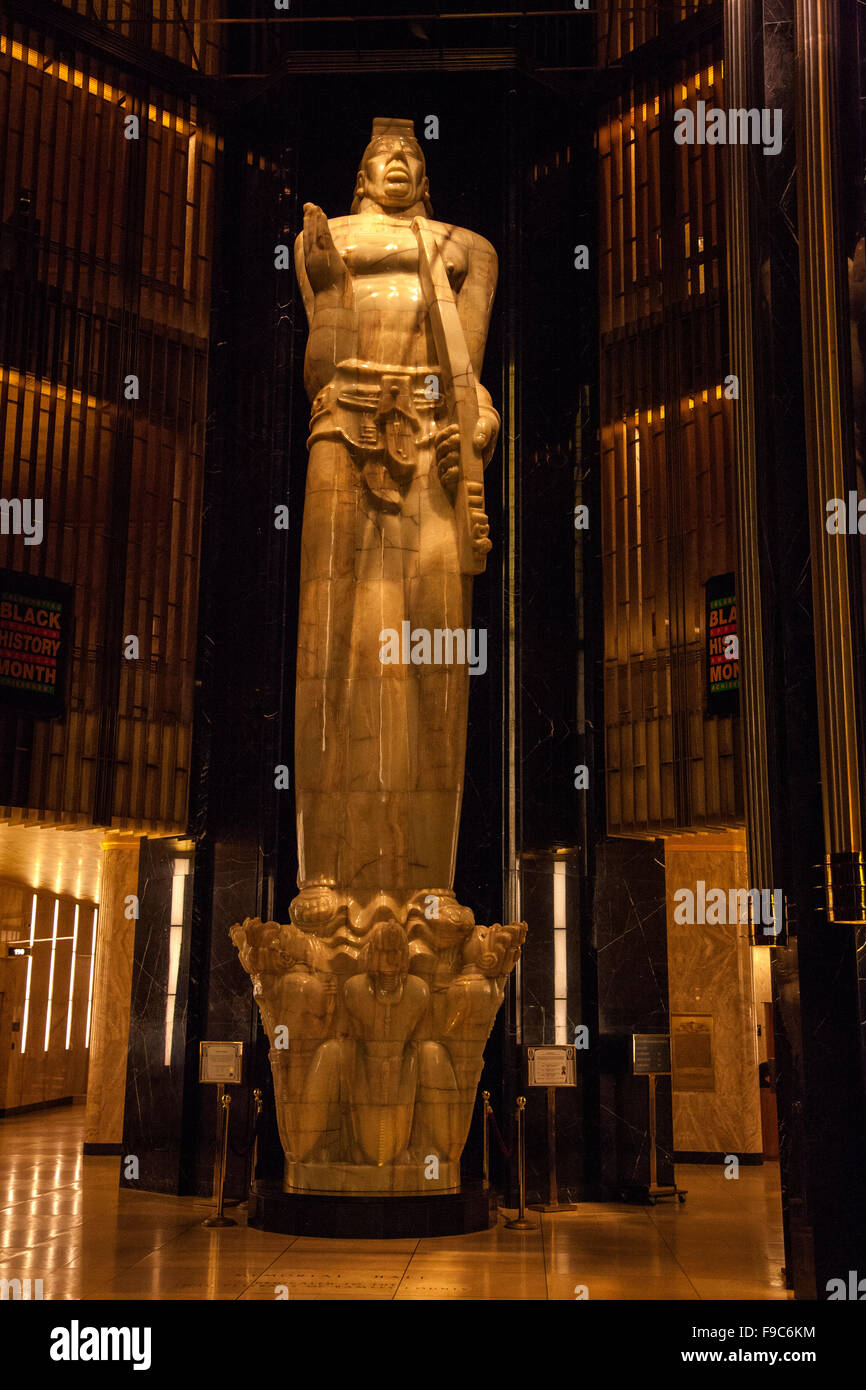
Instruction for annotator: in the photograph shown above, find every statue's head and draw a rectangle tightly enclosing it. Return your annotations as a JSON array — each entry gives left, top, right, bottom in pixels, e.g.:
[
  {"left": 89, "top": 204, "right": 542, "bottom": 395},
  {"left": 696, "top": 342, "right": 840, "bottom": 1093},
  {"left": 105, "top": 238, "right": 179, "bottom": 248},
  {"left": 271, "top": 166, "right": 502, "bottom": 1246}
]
[
  {"left": 231, "top": 916, "right": 287, "bottom": 977},
  {"left": 361, "top": 919, "right": 410, "bottom": 980},
  {"left": 351, "top": 117, "right": 432, "bottom": 217},
  {"left": 463, "top": 921, "right": 527, "bottom": 978}
]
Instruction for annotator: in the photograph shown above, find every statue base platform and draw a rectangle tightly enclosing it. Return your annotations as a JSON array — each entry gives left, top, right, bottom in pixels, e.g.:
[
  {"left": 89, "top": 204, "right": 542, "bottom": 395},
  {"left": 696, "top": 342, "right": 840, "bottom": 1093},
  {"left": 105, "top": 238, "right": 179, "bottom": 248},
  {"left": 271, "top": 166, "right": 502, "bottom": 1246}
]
[
  {"left": 283, "top": 1158, "right": 460, "bottom": 1193},
  {"left": 247, "top": 1179, "right": 497, "bottom": 1238}
]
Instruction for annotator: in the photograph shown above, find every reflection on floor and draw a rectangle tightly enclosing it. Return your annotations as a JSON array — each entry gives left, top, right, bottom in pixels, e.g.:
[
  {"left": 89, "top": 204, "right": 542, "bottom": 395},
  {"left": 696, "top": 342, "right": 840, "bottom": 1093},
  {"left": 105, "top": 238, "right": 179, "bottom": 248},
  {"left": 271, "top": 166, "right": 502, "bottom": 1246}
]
[{"left": 0, "top": 1106, "right": 790, "bottom": 1301}]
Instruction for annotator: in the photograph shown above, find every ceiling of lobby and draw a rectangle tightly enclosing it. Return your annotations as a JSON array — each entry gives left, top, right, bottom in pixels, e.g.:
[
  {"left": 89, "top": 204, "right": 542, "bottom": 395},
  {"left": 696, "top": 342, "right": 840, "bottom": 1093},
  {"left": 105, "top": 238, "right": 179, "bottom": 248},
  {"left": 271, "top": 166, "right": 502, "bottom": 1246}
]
[{"left": 0, "top": 824, "right": 110, "bottom": 903}]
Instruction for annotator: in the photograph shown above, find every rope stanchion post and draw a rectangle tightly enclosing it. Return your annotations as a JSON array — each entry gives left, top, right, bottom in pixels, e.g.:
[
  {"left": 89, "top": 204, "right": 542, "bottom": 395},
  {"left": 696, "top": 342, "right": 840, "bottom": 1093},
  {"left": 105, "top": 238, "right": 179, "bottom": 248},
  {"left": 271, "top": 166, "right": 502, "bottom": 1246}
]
[
  {"left": 204, "top": 1091, "right": 237, "bottom": 1228},
  {"left": 250, "top": 1087, "right": 263, "bottom": 1183},
  {"left": 482, "top": 1090, "right": 491, "bottom": 1190},
  {"left": 504, "top": 1097, "right": 537, "bottom": 1230}
]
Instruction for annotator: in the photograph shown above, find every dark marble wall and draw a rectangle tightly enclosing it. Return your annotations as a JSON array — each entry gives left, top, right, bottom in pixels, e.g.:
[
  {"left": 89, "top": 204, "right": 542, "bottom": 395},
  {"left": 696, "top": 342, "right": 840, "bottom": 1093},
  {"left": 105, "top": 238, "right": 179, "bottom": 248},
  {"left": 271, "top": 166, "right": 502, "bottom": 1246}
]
[
  {"left": 189, "top": 842, "right": 270, "bottom": 1200},
  {"left": 121, "top": 836, "right": 195, "bottom": 1194},
  {"left": 594, "top": 837, "right": 674, "bottom": 1196},
  {"left": 518, "top": 855, "right": 585, "bottom": 1204},
  {"left": 501, "top": 78, "right": 603, "bottom": 1206},
  {"left": 121, "top": 836, "right": 268, "bottom": 1199},
  {"left": 184, "top": 114, "right": 298, "bottom": 1200}
]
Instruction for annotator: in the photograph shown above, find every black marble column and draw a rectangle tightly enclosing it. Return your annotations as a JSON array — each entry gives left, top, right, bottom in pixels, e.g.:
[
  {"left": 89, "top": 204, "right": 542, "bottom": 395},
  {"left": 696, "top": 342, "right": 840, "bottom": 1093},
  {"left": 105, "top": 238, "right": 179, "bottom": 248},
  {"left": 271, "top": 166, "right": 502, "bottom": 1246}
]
[
  {"left": 121, "top": 835, "right": 196, "bottom": 1194},
  {"left": 736, "top": 0, "right": 866, "bottom": 1297},
  {"left": 518, "top": 853, "right": 586, "bottom": 1204},
  {"left": 594, "top": 837, "right": 673, "bottom": 1197},
  {"left": 502, "top": 72, "right": 604, "bottom": 1206},
  {"left": 182, "top": 111, "right": 299, "bottom": 1200}
]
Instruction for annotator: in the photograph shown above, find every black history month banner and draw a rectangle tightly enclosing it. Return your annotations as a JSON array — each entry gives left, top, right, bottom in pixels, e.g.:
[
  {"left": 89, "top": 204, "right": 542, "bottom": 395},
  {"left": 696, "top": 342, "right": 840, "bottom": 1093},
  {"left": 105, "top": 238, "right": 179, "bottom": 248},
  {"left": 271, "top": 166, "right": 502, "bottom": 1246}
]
[
  {"left": 0, "top": 570, "right": 73, "bottom": 716},
  {"left": 705, "top": 572, "right": 739, "bottom": 716}
]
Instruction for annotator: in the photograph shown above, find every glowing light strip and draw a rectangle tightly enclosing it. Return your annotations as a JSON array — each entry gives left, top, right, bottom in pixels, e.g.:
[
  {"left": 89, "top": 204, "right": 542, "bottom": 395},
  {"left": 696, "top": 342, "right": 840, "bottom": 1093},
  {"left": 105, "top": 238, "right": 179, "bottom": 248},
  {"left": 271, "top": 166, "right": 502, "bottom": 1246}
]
[
  {"left": 20, "top": 895, "right": 37, "bottom": 1054},
  {"left": 164, "top": 927, "right": 182, "bottom": 1066},
  {"left": 600, "top": 65, "right": 724, "bottom": 137},
  {"left": 553, "top": 862, "right": 568, "bottom": 1044},
  {"left": 603, "top": 385, "right": 727, "bottom": 431},
  {"left": 84, "top": 908, "right": 97, "bottom": 1049},
  {"left": 10, "top": 935, "right": 73, "bottom": 945},
  {"left": 0, "top": 35, "right": 190, "bottom": 133},
  {"left": 164, "top": 858, "right": 190, "bottom": 1066},
  {"left": 0, "top": 366, "right": 103, "bottom": 413},
  {"left": 65, "top": 904, "right": 80, "bottom": 1050},
  {"left": 43, "top": 899, "right": 60, "bottom": 1051}
]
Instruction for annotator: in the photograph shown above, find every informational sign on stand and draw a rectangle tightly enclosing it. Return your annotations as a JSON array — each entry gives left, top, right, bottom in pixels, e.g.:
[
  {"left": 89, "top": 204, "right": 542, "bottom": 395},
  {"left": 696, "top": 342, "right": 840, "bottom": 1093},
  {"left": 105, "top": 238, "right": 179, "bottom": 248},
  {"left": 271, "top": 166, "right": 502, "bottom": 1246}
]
[
  {"left": 630, "top": 1032, "right": 686, "bottom": 1205},
  {"left": 525, "top": 1046, "right": 578, "bottom": 1214},
  {"left": 527, "top": 1044, "right": 577, "bottom": 1087},
  {"left": 632, "top": 1033, "right": 671, "bottom": 1076},
  {"left": 199, "top": 1042, "right": 244, "bottom": 1228},
  {"left": 199, "top": 1040, "right": 243, "bottom": 1084}
]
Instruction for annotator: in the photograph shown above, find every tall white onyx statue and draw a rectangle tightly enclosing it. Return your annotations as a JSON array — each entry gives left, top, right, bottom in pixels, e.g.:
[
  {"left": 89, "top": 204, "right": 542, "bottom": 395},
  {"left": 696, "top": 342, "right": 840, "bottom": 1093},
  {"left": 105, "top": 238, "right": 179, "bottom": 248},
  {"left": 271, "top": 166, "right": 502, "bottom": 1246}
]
[{"left": 232, "top": 118, "right": 526, "bottom": 1194}]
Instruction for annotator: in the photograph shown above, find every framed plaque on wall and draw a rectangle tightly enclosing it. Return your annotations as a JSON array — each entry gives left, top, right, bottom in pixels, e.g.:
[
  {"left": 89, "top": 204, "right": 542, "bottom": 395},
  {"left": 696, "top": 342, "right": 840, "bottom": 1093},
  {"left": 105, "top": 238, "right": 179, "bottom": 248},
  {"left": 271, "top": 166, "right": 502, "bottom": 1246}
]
[{"left": 671, "top": 1014, "right": 715, "bottom": 1092}]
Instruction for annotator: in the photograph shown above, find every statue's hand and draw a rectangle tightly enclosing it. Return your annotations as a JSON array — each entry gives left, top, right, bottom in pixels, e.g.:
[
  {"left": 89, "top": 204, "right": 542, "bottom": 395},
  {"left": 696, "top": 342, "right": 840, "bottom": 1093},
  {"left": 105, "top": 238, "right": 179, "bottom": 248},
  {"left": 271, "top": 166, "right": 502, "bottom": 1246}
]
[
  {"left": 473, "top": 415, "right": 495, "bottom": 457},
  {"left": 474, "top": 399, "right": 501, "bottom": 469},
  {"left": 467, "top": 479, "right": 492, "bottom": 556},
  {"left": 303, "top": 203, "right": 348, "bottom": 295},
  {"left": 435, "top": 425, "right": 492, "bottom": 554},
  {"left": 434, "top": 423, "right": 461, "bottom": 495}
]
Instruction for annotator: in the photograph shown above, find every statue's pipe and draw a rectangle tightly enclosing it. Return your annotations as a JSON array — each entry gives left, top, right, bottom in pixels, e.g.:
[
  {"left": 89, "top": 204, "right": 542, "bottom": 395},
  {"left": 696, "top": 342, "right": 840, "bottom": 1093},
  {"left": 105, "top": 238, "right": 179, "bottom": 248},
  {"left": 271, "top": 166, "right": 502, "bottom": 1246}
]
[{"left": 412, "top": 216, "right": 490, "bottom": 576}]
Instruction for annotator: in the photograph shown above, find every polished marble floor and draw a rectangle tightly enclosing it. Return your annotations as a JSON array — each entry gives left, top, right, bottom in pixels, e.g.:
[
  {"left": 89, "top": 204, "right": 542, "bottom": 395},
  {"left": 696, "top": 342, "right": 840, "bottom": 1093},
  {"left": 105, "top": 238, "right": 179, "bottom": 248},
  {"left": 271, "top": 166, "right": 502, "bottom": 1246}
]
[{"left": 0, "top": 1106, "right": 790, "bottom": 1300}]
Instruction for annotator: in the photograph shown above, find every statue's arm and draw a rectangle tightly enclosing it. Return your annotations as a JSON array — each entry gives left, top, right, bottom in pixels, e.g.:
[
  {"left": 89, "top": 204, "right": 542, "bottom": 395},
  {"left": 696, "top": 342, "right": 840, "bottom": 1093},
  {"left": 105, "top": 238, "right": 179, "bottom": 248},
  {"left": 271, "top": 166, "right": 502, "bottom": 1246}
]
[
  {"left": 456, "top": 235, "right": 500, "bottom": 466},
  {"left": 294, "top": 205, "right": 357, "bottom": 401},
  {"left": 294, "top": 231, "right": 315, "bottom": 327}
]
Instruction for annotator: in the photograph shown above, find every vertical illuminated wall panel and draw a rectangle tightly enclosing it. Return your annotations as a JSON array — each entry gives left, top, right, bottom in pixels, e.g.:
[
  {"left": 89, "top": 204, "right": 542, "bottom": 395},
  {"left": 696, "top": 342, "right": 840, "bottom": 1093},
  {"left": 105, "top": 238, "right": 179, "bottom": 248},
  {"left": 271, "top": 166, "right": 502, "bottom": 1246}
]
[
  {"left": 0, "top": 884, "right": 95, "bottom": 1112},
  {"left": 54, "top": 0, "right": 224, "bottom": 78},
  {"left": 597, "top": 0, "right": 717, "bottom": 66},
  {"left": 599, "top": 47, "right": 742, "bottom": 836},
  {"left": 0, "top": 24, "right": 217, "bottom": 833}
]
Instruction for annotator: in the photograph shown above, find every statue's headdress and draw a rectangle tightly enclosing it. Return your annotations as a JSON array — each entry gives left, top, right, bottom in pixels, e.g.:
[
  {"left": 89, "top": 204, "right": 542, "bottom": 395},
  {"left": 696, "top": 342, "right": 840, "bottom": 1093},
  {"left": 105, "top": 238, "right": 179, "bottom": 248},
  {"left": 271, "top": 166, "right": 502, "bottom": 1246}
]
[{"left": 351, "top": 116, "right": 433, "bottom": 216}]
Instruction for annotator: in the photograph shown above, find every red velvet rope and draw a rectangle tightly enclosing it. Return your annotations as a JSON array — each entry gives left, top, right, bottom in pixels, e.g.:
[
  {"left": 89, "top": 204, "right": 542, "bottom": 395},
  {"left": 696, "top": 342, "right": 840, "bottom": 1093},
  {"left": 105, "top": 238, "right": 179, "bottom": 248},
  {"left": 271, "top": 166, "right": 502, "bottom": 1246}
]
[{"left": 487, "top": 1106, "right": 513, "bottom": 1160}]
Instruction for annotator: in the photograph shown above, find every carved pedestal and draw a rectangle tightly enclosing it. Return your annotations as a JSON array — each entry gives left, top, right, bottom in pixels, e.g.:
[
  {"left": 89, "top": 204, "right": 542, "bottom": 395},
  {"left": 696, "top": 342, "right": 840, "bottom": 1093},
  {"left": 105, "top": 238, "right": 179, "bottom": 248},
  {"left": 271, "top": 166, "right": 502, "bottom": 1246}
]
[{"left": 232, "top": 901, "right": 524, "bottom": 1196}]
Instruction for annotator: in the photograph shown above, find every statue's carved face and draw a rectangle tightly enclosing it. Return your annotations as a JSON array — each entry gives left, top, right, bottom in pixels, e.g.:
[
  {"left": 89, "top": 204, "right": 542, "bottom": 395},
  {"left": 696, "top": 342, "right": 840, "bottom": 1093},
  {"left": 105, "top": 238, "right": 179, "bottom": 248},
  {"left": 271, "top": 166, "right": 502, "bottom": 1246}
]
[
  {"left": 361, "top": 919, "right": 410, "bottom": 978},
  {"left": 375, "top": 942, "right": 406, "bottom": 977},
  {"left": 463, "top": 922, "right": 527, "bottom": 977},
  {"left": 231, "top": 917, "right": 283, "bottom": 976},
  {"left": 358, "top": 134, "right": 428, "bottom": 212},
  {"left": 463, "top": 924, "right": 504, "bottom": 976}
]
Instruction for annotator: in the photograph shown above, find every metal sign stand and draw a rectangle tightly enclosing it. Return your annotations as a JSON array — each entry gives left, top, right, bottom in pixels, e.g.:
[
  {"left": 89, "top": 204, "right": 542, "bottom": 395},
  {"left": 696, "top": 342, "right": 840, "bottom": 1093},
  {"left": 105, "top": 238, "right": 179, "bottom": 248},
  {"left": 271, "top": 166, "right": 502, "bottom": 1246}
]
[
  {"left": 529, "top": 1086, "right": 577, "bottom": 1212},
  {"left": 646, "top": 1072, "right": 687, "bottom": 1206},
  {"left": 196, "top": 1040, "right": 244, "bottom": 1209}
]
